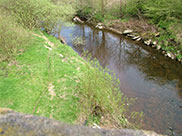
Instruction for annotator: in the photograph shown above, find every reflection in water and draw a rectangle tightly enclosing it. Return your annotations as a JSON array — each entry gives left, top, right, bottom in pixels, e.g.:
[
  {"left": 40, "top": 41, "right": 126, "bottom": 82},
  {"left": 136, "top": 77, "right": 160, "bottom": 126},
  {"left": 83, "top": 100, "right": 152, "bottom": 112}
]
[{"left": 55, "top": 24, "right": 182, "bottom": 135}]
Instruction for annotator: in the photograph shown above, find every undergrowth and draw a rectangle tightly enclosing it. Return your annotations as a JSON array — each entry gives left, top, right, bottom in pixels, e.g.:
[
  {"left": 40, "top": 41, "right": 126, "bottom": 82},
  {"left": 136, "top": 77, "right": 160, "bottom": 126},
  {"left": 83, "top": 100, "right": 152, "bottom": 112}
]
[
  {"left": 0, "top": 0, "right": 141, "bottom": 128},
  {"left": 77, "top": 57, "right": 129, "bottom": 127},
  {"left": 76, "top": 0, "right": 182, "bottom": 61},
  {"left": 0, "top": 11, "right": 31, "bottom": 61}
]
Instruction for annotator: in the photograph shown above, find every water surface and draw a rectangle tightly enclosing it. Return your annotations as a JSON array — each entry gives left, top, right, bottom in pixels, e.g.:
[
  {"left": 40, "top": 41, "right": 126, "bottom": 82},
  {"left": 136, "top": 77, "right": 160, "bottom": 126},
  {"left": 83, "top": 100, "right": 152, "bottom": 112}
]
[{"left": 54, "top": 24, "right": 182, "bottom": 135}]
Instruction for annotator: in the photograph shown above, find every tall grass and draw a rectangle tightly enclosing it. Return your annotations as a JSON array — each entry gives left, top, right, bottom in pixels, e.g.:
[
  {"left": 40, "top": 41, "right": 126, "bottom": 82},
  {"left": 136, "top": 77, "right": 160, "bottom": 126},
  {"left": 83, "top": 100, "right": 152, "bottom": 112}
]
[
  {"left": 0, "top": 11, "right": 30, "bottom": 61},
  {"left": 0, "top": 0, "right": 75, "bottom": 31},
  {"left": 77, "top": 58, "right": 130, "bottom": 127},
  {"left": 0, "top": 0, "right": 75, "bottom": 60}
]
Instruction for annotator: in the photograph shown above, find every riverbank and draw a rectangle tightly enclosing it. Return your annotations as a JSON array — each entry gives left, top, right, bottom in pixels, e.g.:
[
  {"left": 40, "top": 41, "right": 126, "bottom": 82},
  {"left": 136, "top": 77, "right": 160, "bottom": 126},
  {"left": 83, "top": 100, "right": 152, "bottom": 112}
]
[
  {"left": 0, "top": 0, "right": 141, "bottom": 130},
  {"left": 74, "top": 3, "right": 182, "bottom": 63},
  {"left": 0, "top": 30, "right": 133, "bottom": 128}
]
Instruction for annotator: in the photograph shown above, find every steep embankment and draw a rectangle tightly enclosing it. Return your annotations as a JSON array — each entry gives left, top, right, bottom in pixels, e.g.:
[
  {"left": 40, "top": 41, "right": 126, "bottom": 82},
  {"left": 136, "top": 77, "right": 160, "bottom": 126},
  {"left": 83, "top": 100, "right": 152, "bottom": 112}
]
[
  {"left": 0, "top": 31, "right": 85, "bottom": 123},
  {"left": 0, "top": 30, "right": 132, "bottom": 128}
]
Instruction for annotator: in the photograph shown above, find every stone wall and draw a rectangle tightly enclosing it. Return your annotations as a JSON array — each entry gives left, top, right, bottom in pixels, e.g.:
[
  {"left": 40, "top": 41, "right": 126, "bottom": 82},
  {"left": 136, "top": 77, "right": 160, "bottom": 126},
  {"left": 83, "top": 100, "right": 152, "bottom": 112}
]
[{"left": 0, "top": 108, "right": 164, "bottom": 136}]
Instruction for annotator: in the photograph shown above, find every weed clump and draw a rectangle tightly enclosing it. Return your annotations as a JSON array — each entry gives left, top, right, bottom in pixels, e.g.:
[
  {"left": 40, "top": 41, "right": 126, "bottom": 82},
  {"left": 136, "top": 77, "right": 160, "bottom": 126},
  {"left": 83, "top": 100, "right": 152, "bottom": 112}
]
[
  {"left": 77, "top": 58, "right": 130, "bottom": 127},
  {"left": 0, "top": 11, "right": 30, "bottom": 61},
  {"left": 0, "top": 0, "right": 75, "bottom": 31}
]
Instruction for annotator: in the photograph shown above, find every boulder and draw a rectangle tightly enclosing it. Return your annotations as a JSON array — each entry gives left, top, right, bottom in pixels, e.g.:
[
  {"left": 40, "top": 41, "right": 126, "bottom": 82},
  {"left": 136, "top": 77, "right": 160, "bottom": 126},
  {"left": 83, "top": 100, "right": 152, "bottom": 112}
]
[
  {"left": 144, "top": 39, "right": 152, "bottom": 46},
  {"left": 96, "top": 23, "right": 104, "bottom": 29},
  {"left": 73, "top": 16, "right": 84, "bottom": 24},
  {"left": 167, "top": 52, "right": 175, "bottom": 59},
  {"left": 155, "top": 32, "right": 160, "bottom": 37},
  {"left": 153, "top": 41, "right": 157, "bottom": 45},
  {"left": 123, "top": 29, "right": 133, "bottom": 35},
  {"left": 132, "top": 36, "right": 140, "bottom": 40},
  {"left": 136, "top": 38, "right": 142, "bottom": 41},
  {"left": 157, "top": 45, "right": 161, "bottom": 50}
]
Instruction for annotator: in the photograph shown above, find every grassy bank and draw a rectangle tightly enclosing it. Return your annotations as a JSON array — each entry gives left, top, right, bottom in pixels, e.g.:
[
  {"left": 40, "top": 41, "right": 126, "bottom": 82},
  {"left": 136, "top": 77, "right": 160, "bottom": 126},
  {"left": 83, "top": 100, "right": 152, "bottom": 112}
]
[
  {"left": 0, "top": 31, "right": 83, "bottom": 123},
  {"left": 0, "top": 30, "right": 132, "bottom": 127},
  {"left": 75, "top": 0, "right": 182, "bottom": 62},
  {"left": 0, "top": 0, "right": 144, "bottom": 128}
]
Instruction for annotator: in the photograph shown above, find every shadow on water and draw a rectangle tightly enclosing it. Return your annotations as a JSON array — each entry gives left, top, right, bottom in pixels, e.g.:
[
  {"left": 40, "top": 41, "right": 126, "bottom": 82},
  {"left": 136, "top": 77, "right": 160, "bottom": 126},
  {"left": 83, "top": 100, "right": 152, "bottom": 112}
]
[{"left": 53, "top": 23, "right": 182, "bottom": 135}]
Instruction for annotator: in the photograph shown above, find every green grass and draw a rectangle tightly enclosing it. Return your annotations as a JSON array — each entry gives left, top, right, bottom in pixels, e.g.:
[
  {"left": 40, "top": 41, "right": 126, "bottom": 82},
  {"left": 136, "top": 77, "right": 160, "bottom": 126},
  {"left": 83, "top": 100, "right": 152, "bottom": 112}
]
[
  {"left": 0, "top": 31, "right": 85, "bottom": 123},
  {"left": 76, "top": 0, "right": 182, "bottom": 61},
  {"left": 0, "top": 31, "right": 131, "bottom": 127},
  {"left": 0, "top": 0, "right": 132, "bottom": 128}
]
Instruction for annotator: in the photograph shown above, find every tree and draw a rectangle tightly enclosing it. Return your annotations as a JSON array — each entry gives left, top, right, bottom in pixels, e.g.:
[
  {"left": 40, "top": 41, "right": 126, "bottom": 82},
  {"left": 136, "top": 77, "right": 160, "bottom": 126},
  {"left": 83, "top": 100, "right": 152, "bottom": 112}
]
[{"left": 101, "top": 0, "right": 104, "bottom": 17}]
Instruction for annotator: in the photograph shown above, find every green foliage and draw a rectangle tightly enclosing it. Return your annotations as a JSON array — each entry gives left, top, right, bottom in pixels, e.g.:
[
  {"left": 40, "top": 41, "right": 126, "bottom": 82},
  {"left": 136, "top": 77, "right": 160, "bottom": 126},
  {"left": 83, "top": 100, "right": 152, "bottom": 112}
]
[
  {"left": 0, "top": 0, "right": 75, "bottom": 30},
  {"left": 77, "top": 57, "right": 129, "bottom": 127},
  {"left": 0, "top": 11, "right": 31, "bottom": 61},
  {"left": 0, "top": 0, "right": 75, "bottom": 60},
  {"left": 0, "top": 32, "right": 84, "bottom": 123},
  {"left": 93, "top": 12, "right": 105, "bottom": 22},
  {"left": 75, "top": 0, "right": 182, "bottom": 58},
  {"left": 143, "top": 0, "right": 182, "bottom": 22},
  {"left": 122, "top": 0, "right": 144, "bottom": 17},
  {"left": 0, "top": 31, "right": 134, "bottom": 126}
]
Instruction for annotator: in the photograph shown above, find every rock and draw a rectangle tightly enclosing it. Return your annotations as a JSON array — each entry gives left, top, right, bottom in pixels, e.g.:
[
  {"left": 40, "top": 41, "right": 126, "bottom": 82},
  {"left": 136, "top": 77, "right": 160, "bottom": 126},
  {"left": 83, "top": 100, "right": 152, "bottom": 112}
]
[
  {"left": 144, "top": 39, "right": 152, "bottom": 46},
  {"left": 127, "top": 34, "right": 135, "bottom": 38},
  {"left": 96, "top": 23, "right": 104, "bottom": 29},
  {"left": 0, "top": 110, "right": 164, "bottom": 136},
  {"left": 58, "top": 35, "right": 67, "bottom": 44},
  {"left": 0, "top": 108, "right": 13, "bottom": 115},
  {"left": 178, "top": 102, "right": 182, "bottom": 108},
  {"left": 92, "top": 123, "right": 101, "bottom": 129},
  {"left": 136, "top": 38, "right": 142, "bottom": 41},
  {"left": 152, "top": 45, "right": 156, "bottom": 48},
  {"left": 73, "top": 16, "right": 84, "bottom": 24},
  {"left": 157, "top": 45, "right": 161, "bottom": 50},
  {"left": 167, "top": 52, "right": 172, "bottom": 58},
  {"left": 123, "top": 29, "right": 133, "bottom": 35},
  {"left": 153, "top": 41, "right": 157, "bottom": 45},
  {"left": 167, "top": 52, "right": 175, "bottom": 59},
  {"left": 155, "top": 32, "right": 160, "bottom": 37},
  {"left": 59, "top": 54, "right": 64, "bottom": 58},
  {"left": 107, "top": 28, "right": 123, "bottom": 35},
  {"left": 132, "top": 36, "right": 140, "bottom": 40}
]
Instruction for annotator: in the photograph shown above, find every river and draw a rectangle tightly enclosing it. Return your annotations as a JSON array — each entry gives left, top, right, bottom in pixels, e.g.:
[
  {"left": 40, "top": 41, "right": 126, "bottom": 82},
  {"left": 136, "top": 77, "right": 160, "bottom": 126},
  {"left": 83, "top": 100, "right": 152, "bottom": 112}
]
[{"left": 53, "top": 23, "right": 182, "bottom": 135}]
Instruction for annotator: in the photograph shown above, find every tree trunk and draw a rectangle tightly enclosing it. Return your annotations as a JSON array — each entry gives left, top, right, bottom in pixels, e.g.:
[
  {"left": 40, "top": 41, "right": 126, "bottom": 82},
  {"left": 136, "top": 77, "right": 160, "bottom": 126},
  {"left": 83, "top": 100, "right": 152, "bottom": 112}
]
[
  {"left": 101, "top": 0, "right": 104, "bottom": 17},
  {"left": 120, "top": 0, "right": 122, "bottom": 18}
]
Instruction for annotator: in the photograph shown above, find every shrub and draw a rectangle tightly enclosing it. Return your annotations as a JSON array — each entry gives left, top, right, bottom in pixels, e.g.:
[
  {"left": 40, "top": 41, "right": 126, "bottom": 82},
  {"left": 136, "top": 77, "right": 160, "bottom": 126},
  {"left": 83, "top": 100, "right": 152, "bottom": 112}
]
[
  {"left": 0, "top": 0, "right": 75, "bottom": 31},
  {"left": 0, "top": 11, "right": 30, "bottom": 61},
  {"left": 123, "top": 0, "right": 145, "bottom": 17},
  {"left": 77, "top": 58, "right": 129, "bottom": 127},
  {"left": 142, "top": 0, "right": 182, "bottom": 23}
]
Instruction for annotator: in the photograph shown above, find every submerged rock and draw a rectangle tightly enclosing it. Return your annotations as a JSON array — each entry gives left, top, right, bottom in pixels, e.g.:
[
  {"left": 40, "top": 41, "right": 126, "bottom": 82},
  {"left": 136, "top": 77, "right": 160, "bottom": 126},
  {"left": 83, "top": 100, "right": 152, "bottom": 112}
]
[{"left": 0, "top": 109, "right": 164, "bottom": 136}]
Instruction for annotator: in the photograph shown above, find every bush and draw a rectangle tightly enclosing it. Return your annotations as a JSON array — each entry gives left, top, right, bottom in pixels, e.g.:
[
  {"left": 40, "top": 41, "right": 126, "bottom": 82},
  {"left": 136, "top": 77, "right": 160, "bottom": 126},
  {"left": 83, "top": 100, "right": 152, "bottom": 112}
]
[
  {"left": 0, "top": 11, "right": 30, "bottom": 61},
  {"left": 143, "top": 0, "right": 182, "bottom": 22},
  {"left": 0, "top": 0, "right": 75, "bottom": 31},
  {"left": 123, "top": 0, "right": 144, "bottom": 17},
  {"left": 77, "top": 58, "right": 129, "bottom": 127}
]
